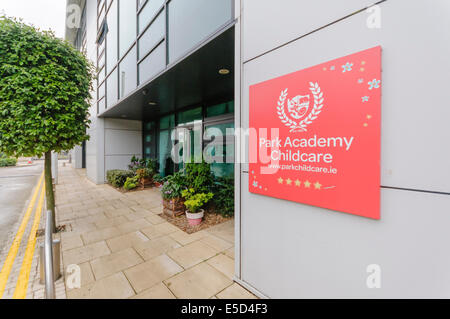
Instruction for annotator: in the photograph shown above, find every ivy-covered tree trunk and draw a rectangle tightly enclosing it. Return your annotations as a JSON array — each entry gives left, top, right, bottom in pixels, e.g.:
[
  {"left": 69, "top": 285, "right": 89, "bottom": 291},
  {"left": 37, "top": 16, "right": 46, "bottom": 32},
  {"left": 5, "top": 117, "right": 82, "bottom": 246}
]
[{"left": 44, "top": 151, "right": 56, "bottom": 233}]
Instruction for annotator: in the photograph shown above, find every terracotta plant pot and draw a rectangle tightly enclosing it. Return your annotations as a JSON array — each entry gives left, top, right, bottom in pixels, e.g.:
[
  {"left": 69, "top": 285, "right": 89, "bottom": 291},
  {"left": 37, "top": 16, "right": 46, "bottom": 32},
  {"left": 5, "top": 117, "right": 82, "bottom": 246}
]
[
  {"left": 140, "top": 177, "right": 153, "bottom": 189},
  {"left": 162, "top": 198, "right": 185, "bottom": 217},
  {"left": 186, "top": 209, "right": 205, "bottom": 226}
]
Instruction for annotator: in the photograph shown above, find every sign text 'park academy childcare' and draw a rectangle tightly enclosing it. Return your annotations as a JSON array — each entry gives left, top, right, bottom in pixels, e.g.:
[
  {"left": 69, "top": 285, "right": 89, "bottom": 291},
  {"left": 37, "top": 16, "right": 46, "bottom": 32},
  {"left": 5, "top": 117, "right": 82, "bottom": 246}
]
[{"left": 249, "top": 46, "right": 381, "bottom": 219}]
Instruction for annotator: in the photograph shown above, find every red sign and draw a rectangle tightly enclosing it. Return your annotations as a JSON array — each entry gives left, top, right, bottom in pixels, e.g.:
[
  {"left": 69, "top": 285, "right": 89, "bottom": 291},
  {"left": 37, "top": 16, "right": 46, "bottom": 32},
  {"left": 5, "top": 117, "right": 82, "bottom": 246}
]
[{"left": 249, "top": 46, "right": 381, "bottom": 219}]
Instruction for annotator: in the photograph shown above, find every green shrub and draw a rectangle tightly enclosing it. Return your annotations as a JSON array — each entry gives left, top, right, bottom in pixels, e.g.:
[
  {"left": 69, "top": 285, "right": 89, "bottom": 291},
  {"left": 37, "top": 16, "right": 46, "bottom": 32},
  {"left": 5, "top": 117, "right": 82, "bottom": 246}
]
[
  {"left": 153, "top": 174, "right": 165, "bottom": 184},
  {"left": 123, "top": 176, "right": 139, "bottom": 191},
  {"left": 0, "top": 154, "right": 17, "bottom": 167},
  {"left": 185, "top": 161, "right": 214, "bottom": 193},
  {"left": 106, "top": 170, "right": 135, "bottom": 188},
  {"left": 182, "top": 188, "right": 214, "bottom": 213},
  {"left": 136, "top": 168, "right": 152, "bottom": 180},
  {"left": 161, "top": 172, "right": 188, "bottom": 200},
  {"left": 129, "top": 156, "right": 157, "bottom": 174},
  {"left": 212, "top": 177, "right": 235, "bottom": 217}
]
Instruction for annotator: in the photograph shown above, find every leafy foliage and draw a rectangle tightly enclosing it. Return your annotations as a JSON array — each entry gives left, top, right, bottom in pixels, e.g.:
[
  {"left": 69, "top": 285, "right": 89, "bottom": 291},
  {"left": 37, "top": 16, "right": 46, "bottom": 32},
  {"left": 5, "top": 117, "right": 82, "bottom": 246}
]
[
  {"left": 153, "top": 174, "right": 165, "bottom": 184},
  {"left": 106, "top": 169, "right": 135, "bottom": 188},
  {"left": 136, "top": 168, "right": 151, "bottom": 179},
  {"left": 129, "top": 156, "right": 157, "bottom": 174},
  {"left": 123, "top": 176, "right": 139, "bottom": 191},
  {"left": 185, "top": 161, "right": 214, "bottom": 193},
  {"left": 212, "top": 177, "right": 235, "bottom": 217},
  {"left": 0, "top": 17, "right": 94, "bottom": 158},
  {"left": 161, "top": 172, "right": 188, "bottom": 200},
  {"left": 0, "top": 153, "right": 17, "bottom": 167},
  {"left": 182, "top": 188, "right": 214, "bottom": 214}
]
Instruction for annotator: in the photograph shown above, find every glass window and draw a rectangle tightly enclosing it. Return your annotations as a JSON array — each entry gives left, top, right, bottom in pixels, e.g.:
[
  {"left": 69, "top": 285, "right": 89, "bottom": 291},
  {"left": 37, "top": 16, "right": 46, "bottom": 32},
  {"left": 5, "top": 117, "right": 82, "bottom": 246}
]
[
  {"left": 138, "top": 10, "right": 165, "bottom": 59},
  {"left": 106, "top": 68, "right": 118, "bottom": 108},
  {"left": 204, "top": 121, "right": 235, "bottom": 177},
  {"left": 119, "top": 0, "right": 137, "bottom": 57},
  {"left": 138, "top": 41, "right": 165, "bottom": 85},
  {"left": 178, "top": 107, "right": 202, "bottom": 126},
  {"left": 206, "top": 101, "right": 234, "bottom": 118},
  {"left": 106, "top": 0, "right": 118, "bottom": 73},
  {"left": 145, "top": 122, "right": 155, "bottom": 131},
  {"left": 159, "top": 114, "right": 175, "bottom": 130},
  {"left": 210, "top": 163, "right": 234, "bottom": 178},
  {"left": 138, "top": 0, "right": 165, "bottom": 33},
  {"left": 119, "top": 45, "right": 137, "bottom": 98},
  {"left": 143, "top": 121, "right": 156, "bottom": 159},
  {"left": 158, "top": 129, "right": 175, "bottom": 177},
  {"left": 205, "top": 122, "right": 234, "bottom": 136},
  {"left": 168, "top": 0, "right": 232, "bottom": 63}
]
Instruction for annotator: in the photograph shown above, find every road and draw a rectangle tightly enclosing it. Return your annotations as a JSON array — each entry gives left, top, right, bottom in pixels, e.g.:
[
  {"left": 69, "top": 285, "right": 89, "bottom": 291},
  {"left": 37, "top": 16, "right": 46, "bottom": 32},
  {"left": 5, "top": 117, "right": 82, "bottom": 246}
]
[{"left": 0, "top": 161, "right": 44, "bottom": 254}]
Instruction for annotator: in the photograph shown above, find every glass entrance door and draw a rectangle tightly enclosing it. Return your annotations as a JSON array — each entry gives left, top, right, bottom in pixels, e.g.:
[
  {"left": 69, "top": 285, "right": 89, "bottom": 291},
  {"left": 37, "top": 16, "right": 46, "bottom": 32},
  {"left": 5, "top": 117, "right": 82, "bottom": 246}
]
[{"left": 176, "top": 120, "right": 203, "bottom": 171}]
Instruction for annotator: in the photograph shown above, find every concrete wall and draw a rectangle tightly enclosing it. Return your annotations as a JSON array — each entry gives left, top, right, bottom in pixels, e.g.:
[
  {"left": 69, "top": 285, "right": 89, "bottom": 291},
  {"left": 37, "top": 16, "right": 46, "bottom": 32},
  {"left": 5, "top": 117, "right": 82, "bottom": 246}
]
[
  {"left": 236, "top": 0, "right": 450, "bottom": 298},
  {"left": 104, "top": 119, "right": 142, "bottom": 174},
  {"left": 71, "top": 145, "right": 83, "bottom": 169}
]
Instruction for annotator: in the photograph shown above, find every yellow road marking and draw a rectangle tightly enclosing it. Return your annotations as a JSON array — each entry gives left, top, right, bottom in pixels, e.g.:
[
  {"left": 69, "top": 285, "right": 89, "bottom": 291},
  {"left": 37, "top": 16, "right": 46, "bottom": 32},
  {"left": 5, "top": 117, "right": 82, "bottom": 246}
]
[
  {"left": 13, "top": 184, "right": 45, "bottom": 299},
  {"left": 0, "top": 171, "right": 44, "bottom": 298}
]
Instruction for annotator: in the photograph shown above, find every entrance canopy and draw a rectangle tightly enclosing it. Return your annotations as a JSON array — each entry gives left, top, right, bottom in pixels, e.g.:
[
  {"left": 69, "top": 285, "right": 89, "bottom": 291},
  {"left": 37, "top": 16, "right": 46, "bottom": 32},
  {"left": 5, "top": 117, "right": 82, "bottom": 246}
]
[{"left": 99, "top": 27, "right": 234, "bottom": 121}]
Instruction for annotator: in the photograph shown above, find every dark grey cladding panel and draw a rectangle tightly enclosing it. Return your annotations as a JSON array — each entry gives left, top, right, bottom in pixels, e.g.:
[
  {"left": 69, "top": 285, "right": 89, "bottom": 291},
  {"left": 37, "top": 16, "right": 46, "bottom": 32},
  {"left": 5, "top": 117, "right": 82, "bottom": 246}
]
[{"left": 99, "top": 26, "right": 235, "bottom": 121}]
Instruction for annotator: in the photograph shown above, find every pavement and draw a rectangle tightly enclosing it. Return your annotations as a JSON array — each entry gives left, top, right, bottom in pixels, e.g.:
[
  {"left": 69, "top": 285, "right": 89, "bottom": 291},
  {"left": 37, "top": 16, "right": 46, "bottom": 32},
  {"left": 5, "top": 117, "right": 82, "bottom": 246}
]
[
  {"left": 0, "top": 161, "right": 255, "bottom": 299},
  {"left": 57, "top": 165, "right": 256, "bottom": 299}
]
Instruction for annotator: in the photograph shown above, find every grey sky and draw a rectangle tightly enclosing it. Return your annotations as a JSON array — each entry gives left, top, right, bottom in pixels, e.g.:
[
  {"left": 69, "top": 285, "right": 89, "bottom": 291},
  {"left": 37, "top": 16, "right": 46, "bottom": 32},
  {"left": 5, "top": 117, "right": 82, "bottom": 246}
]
[{"left": 0, "top": 0, "right": 66, "bottom": 38}]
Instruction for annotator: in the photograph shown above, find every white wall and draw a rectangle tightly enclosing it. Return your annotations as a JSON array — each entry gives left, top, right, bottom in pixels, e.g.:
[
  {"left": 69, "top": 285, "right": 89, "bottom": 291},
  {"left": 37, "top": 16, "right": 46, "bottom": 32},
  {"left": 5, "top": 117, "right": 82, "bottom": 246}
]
[
  {"left": 71, "top": 145, "right": 83, "bottom": 169},
  {"left": 104, "top": 119, "right": 143, "bottom": 176},
  {"left": 237, "top": 0, "right": 450, "bottom": 298}
]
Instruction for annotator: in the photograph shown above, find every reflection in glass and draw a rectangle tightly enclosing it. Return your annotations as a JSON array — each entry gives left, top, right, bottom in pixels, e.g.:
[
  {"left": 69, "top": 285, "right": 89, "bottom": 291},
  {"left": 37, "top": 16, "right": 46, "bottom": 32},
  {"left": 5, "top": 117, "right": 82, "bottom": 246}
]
[{"left": 168, "top": 0, "right": 232, "bottom": 62}]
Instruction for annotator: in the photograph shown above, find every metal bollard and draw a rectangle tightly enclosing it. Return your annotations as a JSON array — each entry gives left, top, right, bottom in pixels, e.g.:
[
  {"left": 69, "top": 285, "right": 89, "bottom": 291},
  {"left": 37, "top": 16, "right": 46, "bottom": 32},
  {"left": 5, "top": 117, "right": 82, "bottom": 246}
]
[{"left": 39, "top": 239, "right": 61, "bottom": 285}]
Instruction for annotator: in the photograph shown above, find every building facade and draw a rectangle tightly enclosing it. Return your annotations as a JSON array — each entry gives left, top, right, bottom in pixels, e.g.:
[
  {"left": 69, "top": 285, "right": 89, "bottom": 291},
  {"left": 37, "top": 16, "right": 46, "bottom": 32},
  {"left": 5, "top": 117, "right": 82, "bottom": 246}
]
[
  {"left": 67, "top": 0, "right": 450, "bottom": 298},
  {"left": 67, "top": 0, "right": 235, "bottom": 180}
]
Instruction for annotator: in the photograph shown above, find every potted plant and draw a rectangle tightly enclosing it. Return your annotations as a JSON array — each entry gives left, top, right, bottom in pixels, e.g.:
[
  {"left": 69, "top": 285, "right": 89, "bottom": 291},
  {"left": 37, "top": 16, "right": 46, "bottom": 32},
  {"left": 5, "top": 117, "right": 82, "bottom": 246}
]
[
  {"left": 136, "top": 168, "right": 153, "bottom": 189},
  {"left": 160, "top": 172, "right": 188, "bottom": 217},
  {"left": 153, "top": 174, "right": 165, "bottom": 187},
  {"left": 182, "top": 188, "right": 214, "bottom": 226}
]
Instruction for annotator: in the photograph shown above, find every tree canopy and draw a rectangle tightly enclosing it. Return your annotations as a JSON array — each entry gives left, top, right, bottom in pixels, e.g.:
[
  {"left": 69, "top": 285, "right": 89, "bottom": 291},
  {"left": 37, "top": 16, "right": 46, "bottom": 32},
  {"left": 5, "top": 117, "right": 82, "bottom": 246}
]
[{"left": 0, "top": 16, "right": 94, "bottom": 157}]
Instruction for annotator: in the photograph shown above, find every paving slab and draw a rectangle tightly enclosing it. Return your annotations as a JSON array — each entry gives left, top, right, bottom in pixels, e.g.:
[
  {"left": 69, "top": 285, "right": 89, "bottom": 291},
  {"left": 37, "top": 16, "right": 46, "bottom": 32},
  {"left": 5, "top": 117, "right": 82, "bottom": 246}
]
[
  {"left": 165, "top": 262, "right": 232, "bottom": 299},
  {"left": 167, "top": 241, "right": 219, "bottom": 269},
  {"left": 90, "top": 248, "right": 144, "bottom": 280},
  {"left": 55, "top": 165, "right": 248, "bottom": 299},
  {"left": 132, "top": 282, "right": 176, "bottom": 299},
  {"left": 67, "top": 272, "right": 135, "bottom": 299},
  {"left": 216, "top": 283, "right": 257, "bottom": 299},
  {"left": 124, "top": 254, "right": 183, "bottom": 293}
]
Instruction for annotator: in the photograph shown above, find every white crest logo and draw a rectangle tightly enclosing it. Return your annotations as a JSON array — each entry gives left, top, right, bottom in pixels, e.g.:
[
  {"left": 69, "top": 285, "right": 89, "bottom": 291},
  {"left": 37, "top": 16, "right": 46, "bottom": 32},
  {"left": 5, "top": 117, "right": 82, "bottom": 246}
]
[
  {"left": 277, "top": 82, "right": 324, "bottom": 132},
  {"left": 287, "top": 95, "right": 310, "bottom": 120}
]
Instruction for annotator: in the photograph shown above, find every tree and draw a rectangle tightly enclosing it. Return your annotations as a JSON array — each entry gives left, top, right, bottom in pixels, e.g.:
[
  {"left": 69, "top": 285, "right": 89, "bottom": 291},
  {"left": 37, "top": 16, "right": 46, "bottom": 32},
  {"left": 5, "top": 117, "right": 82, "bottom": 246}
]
[{"left": 0, "top": 17, "right": 94, "bottom": 232}]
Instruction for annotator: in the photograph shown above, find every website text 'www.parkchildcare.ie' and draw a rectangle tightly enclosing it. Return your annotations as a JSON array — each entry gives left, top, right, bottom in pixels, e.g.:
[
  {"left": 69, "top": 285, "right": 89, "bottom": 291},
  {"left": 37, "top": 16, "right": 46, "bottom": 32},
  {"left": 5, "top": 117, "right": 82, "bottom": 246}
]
[{"left": 267, "top": 163, "right": 338, "bottom": 174}]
